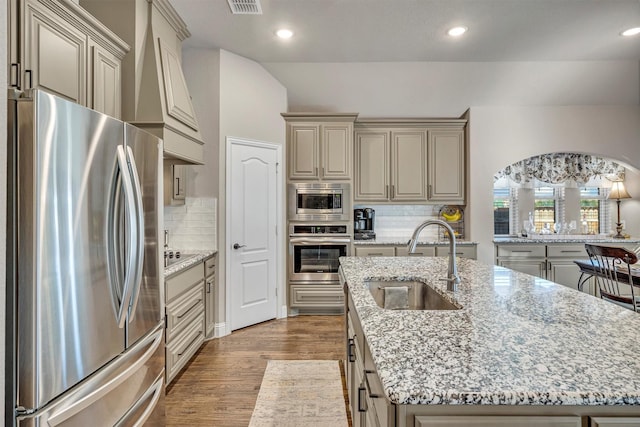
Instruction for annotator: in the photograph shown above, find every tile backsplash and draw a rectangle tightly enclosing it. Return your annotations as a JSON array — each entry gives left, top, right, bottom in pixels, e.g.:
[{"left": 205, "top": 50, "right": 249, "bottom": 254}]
[
  {"left": 355, "top": 204, "right": 441, "bottom": 240},
  {"left": 164, "top": 197, "right": 217, "bottom": 251}
]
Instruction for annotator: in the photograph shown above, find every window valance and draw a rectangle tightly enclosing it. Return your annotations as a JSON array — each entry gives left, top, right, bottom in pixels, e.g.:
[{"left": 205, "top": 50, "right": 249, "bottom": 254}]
[{"left": 494, "top": 153, "right": 624, "bottom": 185}]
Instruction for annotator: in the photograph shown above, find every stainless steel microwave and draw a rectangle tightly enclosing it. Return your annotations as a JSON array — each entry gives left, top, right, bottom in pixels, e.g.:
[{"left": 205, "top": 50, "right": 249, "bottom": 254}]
[{"left": 288, "top": 183, "right": 351, "bottom": 221}]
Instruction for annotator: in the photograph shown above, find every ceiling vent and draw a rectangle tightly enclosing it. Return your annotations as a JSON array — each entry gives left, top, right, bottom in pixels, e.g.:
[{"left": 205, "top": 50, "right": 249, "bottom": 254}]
[{"left": 227, "top": 0, "right": 263, "bottom": 15}]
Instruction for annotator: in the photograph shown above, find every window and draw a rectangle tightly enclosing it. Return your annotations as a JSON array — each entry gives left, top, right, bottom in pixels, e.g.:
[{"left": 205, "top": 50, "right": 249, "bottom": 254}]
[
  {"left": 493, "top": 188, "right": 511, "bottom": 235},
  {"left": 533, "top": 187, "right": 556, "bottom": 233},
  {"left": 580, "top": 187, "right": 606, "bottom": 234}
]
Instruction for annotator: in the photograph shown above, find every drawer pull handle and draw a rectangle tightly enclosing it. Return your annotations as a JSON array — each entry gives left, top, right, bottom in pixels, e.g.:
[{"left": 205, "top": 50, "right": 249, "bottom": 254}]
[
  {"left": 369, "top": 253, "right": 383, "bottom": 256},
  {"left": 177, "top": 299, "right": 202, "bottom": 319},
  {"left": 560, "top": 250, "right": 581, "bottom": 253},
  {"left": 207, "top": 264, "right": 215, "bottom": 269},
  {"left": 512, "top": 250, "right": 532, "bottom": 253},
  {"left": 347, "top": 338, "right": 356, "bottom": 363},
  {"left": 178, "top": 332, "right": 202, "bottom": 356},
  {"left": 358, "top": 386, "right": 367, "bottom": 412},
  {"left": 364, "top": 370, "right": 380, "bottom": 398}
]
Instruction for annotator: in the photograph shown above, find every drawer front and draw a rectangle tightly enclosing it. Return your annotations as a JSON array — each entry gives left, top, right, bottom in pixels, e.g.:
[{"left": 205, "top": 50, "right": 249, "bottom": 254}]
[
  {"left": 435, "top": 245, "right": 477, "bottom": 259},
  {"left": 166, "top": 262, "right": 204, "bottom": 301},
  {"left": 166, "top": 313, "right": 205, "bottom": 384},
  {"left": 497, "top": 244, "right": 545, "bottom": 258},
  {"left": 395, "top": 246, "right": 435, "bottom": 257},
  {"left": 290, "top": 284, "right": 344, "bottom": 307},
  {"left": 204, "top": 256, "right": 216, "bottom": 278},
  {"left": 415, "top": 416, "right": 581, "bottom": 427},
  {"left": 547, "top": 244, "right": 587, "bottom": 258},
  {"left": 354, "top": 246, "right": 396, "bottom": 257},
  {"left": 166, "top": 283, "right": 205, "bottom": 342}
]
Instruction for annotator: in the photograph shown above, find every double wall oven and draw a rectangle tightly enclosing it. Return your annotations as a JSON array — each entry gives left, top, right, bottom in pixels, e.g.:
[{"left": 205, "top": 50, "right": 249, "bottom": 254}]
[{"left": 288, "top": 183, "right": 352, "bottom": 307}]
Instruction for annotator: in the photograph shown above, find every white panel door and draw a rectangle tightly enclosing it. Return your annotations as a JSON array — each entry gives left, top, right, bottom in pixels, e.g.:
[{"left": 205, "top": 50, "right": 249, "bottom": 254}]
[{"left": 229, "top": 139, "right": 278, "bottom": 330}]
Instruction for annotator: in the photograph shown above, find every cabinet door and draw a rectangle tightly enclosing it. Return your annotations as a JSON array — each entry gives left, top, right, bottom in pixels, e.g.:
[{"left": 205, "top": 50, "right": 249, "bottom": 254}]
[
  {"left": 204, "top": 272, "right": 215, "bottom": 337},
  {"left": 498, "top": 259, "right": 546, "bottom": 278},
  {"left": 289, "top": 124, "right": 320, "bottom": 179},
  {"left": 590, "top": 417, "right": 640, "bottom": 427},
  {"left": 23, "top": 0, "right": 87, "bottom": 104},
  {"left": 548, "top": 260, "right": 593, "bottom": 294},
  {"left": 355, "top": 131, "right": 390, "bottom": 201},
  {"left": 9, "top": 0, "right": 19, "bottom": 87},
  {"left": 391, "top": 130, "right": 427, "bottom": 201},
  {"left": 90, "top": 42, "right": 121, "bottom": 118},
  {"left": 427, "top": 129, "right": 465, "bottom": 203},
  {"left": 321, "top": 124, "right": 352, "bottom": 179}
]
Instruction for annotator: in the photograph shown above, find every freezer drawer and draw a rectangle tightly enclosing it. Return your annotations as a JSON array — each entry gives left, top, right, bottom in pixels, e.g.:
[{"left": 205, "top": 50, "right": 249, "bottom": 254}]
[{"left": 17, "top": 324, "right": 165, "bottom": 427}]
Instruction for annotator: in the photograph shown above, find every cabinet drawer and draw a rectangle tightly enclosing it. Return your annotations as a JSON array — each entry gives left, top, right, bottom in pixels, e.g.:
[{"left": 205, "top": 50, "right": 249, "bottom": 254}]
[
  {"left": 204, "top": 256, "right": 216, "bottom": 278},
  {"left": 166, "top": 262, "right": 204, "bottom": 301},
  {"left": 547, "top": 245, "right": 587, "bottom": 258},
  {"left": 166, "top": 313, "right": 205, "bottom": 384},
  {"left": 435, "top": 245, "right": 477, "bottom": 259},
  {"left": 166, "top": 283, "right": 204, "bottom": 342},
  {"left": 354, "top": 246, "right": 395, "bottom": 257},
  {"left": 415, "top": 415, "right": 581, "bottom": 427},
  {"left": 497, "top": 245, "right": 545, "bottom": 258},
  {"left": 396, "top": 246, "right": 435, "bottom": 257},
  {"left": 590, "top": 417, "right": 640, "bottom": 427},
  {"left": 290, "top": 284, "right": 344, "bottom": 308}
]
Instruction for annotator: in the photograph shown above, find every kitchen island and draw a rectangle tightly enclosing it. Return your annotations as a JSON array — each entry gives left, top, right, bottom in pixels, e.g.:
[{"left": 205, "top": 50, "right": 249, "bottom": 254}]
[{"left": 339, "top": 255, "right": 640, "bottom": 427}]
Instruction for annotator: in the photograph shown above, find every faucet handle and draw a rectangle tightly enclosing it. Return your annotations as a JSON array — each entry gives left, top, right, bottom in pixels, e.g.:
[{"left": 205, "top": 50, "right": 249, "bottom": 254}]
[{"left": 439, "top": 276, "right": 460, "bottom": 292}]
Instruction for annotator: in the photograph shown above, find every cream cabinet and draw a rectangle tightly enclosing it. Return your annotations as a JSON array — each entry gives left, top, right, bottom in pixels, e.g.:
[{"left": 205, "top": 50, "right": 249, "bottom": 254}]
[
  {"left": 11, "top": 0, "right": 128, "bottom": 118},
  {"left": 354, "top": 120, "right": 466, "bottom": 204},
  {"left": 289, "top": 284, "right": 344, "bottom": 311},
  {"left": 283, "top": 113, "right": 358, "bottom": 181},
  {"left": 165, "top": 261, "right": 205, "bottom": 384},
  {"left": 414, "top": 416, "right": 581, "bottom": 427},
  {"left": 427, "top": 129, "right": 465, "bottom": 203},
  {"left": 354, "top": 129, "right": 427, "bottom": 202},
  {"left": 204, "top": 255, "right": 216, "bottom": 338},
  {"left": 354, "top": 246, "right": 396, "bottom": 257},
  {"left": 163, "top": 163, "right": 186, "bottom": 206}
]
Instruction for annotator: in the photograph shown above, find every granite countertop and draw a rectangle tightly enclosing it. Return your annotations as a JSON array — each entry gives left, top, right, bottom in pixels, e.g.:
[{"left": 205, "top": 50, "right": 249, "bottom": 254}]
[
  {"left": 354, "top": 235, "right": 478, "bottom": 246},
  {"left": 494, "top": 236, "right": 640, "bottom": 245},
  {"left": 164, "top": 250, "right": 217, "bottom": 278},
  {"left": 339, "top": 255, "right": 640, "bottom": 406}
]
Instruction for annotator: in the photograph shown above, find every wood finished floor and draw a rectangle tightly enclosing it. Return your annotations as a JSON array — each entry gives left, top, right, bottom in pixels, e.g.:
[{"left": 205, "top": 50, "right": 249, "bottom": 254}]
[{"left": 165, "top": 315, "right": 347, "bottom": 427}]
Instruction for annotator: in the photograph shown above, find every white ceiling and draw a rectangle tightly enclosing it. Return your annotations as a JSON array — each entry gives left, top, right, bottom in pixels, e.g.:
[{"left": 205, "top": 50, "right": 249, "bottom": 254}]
[{"left": 169, "top": 0, "right": 640, "bottom": 63}]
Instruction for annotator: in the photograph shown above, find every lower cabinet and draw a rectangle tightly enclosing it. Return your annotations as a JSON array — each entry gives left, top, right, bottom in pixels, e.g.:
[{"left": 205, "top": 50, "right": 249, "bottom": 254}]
[
  {"left": 290, "top": 283, "right": 344, "bottom": 311},
  {"left": 355, "top": 246, "right": 396, "bottom": 257},
  {"left": 165, "top": 261, "right": 206, "bottom": 385}
]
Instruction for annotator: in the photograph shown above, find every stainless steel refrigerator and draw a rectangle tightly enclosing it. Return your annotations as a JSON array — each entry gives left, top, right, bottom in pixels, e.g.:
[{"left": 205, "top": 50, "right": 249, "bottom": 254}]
[{"left": 6, "top": 89, "right": 165, "bottom": 426}]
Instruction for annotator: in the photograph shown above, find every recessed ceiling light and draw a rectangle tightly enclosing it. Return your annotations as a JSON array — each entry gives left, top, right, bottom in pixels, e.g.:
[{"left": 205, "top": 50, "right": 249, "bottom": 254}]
[
  {"left": 276, "top": 29, "right": 294, "bottom": 39},
  {"left": 447, "top": 26, "right": 467, "bottom": 37},
  {"left": 621, "top": 27, "right": 640, "bottom": 37}
]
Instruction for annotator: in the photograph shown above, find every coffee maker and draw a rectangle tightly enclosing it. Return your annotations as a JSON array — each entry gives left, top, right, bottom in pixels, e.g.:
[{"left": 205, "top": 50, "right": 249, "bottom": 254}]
[{"left": 354, "top": 208, "right": 375, "bottom": 240}]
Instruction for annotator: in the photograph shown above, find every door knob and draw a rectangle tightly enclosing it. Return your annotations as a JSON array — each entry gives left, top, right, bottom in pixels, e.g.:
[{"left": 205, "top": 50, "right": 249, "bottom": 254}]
[{"left": 233, "top": 243, "right": 246, "bottom": 250}]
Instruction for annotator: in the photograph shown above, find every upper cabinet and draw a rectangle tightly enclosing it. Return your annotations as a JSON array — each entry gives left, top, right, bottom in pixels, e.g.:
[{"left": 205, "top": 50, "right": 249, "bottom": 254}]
[
  {"left": 283, "top": 113, "right": 358, "bottom": 181},
  {"left": 354, "top": 119, "right": 466, "bottom": 204},
  {"left": 9, "top": 0, "right": 129, "bottom": 118},
  {"left": 81, "top": 0, "right": 205, "bottom": 165}
]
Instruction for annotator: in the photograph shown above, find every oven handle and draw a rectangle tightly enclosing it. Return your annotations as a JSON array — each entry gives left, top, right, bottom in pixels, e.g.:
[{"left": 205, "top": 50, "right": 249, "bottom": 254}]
[{"left": 289, "top": 237, "right": 352, "bottom": 244}]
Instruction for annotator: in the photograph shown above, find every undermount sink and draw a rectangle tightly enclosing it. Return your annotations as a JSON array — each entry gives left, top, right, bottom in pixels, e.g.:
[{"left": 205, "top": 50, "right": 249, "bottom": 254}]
[{"left": 366, "top": 280, "right": 461, "bottom": 310}]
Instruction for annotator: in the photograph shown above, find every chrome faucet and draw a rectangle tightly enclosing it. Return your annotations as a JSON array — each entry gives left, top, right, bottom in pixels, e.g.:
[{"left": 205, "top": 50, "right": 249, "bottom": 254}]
[{"left": 407, "top": 219, "right": 461, "bottom": 292}]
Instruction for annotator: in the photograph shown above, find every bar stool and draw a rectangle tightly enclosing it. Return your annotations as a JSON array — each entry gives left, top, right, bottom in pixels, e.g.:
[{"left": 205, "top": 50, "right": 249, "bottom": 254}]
[{"left": 584, "top": 244, "right": 639, "bottom": 312}]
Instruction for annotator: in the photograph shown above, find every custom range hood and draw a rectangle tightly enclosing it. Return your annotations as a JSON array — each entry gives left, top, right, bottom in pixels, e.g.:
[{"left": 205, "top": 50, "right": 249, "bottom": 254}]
[{"left": 82, "top": 0, "right": 205, "bottom": 164}]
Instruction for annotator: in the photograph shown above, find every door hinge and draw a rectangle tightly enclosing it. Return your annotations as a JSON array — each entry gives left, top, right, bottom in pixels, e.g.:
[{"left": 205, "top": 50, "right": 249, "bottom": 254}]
[
  {"left": 275, "top": 225, "right": 278, "bottom": 236},
  {"left": 276, "top": 162, "right": 279, "bottom": 174},
  {"left": 275, "top": 287, "right": 278, "bottom": 297}
]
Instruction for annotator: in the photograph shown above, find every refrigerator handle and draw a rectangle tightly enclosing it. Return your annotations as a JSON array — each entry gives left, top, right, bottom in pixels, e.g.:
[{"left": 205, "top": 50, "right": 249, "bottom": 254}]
[
  {"left": 125, "top": 146, "right": 145, "bottom": 321},
  {"left": 115, "top": 146, "right": 138, "bottom": 329}
]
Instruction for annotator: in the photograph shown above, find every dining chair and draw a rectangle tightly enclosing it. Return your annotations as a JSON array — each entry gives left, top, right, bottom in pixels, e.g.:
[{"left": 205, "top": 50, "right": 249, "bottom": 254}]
[{"left": 584, "top": 244, "right": 639, "bottom": 312}]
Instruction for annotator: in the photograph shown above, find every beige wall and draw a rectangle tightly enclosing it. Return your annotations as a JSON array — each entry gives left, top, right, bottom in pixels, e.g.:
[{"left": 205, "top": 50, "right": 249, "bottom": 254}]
[
  {"left": 181, "top": 48, "right": 287, "bottom": 333},
  {"left": 468, "top": 106, "right": 640, "bottom": 264},
  {"left": 263, "top": 61, "right": 640, "bottom": 117}
]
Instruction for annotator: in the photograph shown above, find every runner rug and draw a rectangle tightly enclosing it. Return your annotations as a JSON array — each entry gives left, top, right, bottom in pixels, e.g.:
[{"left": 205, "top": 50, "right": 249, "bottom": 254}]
[{"left": 248, "top": 360, "right": 349, "bottom": 427}]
